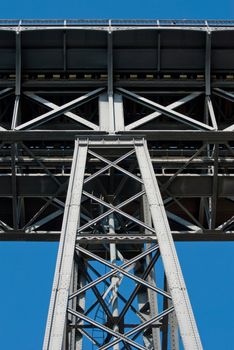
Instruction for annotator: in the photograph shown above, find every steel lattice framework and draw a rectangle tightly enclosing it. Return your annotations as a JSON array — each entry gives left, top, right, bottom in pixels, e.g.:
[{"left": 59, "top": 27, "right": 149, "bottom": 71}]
[{"left": 1, "top": 19, "right": 234, "bottom": 349}]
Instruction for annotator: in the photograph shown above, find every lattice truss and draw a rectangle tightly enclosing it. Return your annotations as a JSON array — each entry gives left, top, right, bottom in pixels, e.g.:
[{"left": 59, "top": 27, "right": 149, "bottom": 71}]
[
  {"left": 1, "top": 85, "right": 234, "bottom": 132},
  {"left": 0, "top": 87, "right": 234, "bottom": 238},
  {"left": 41, "top": 138, "right": 201, "bottom": 350},
  {"left": 0, "top": 87, "right": 234, "bottom": 350},
  {"left": 1, "top": 23, "right": 234, "bottom": 350}
]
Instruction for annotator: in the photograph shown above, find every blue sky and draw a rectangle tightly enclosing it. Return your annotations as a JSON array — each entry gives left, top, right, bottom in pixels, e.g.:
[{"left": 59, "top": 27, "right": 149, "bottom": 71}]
[
  {"left": 1, "top": 242, "right": 234, "bottom": 349},
  {"left": 0, "top": 0, "right": 233, "bottom": 19},
  {"left": 0, "top": 0, "right": 234, "bottom": 349}
]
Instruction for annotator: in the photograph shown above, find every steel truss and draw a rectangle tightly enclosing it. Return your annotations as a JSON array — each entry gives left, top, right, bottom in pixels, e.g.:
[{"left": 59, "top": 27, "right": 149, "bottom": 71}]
[
  {"left": 0, "top": 21, "right": 234, "bottom": 350},
  {"left": 43, "top": 138, "right": 202, "bottom": 350},
  {"left": 0, "top": 85, "right": 234, "bottom": 243}
]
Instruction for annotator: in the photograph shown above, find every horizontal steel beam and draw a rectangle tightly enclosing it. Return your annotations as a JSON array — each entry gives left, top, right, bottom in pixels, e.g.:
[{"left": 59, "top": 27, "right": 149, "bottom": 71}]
[
  {"left": 0, "top": 131, "right": 234, "bottom": 142},
  {"left": 0, "top": 231, "right": 233, "bottom": 242},
  {"left": 0, "top": 175, "right": 232, "bottom": 197}
]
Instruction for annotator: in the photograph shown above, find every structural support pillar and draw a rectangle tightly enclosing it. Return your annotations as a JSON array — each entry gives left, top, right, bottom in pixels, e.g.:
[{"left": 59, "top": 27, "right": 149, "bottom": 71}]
[
  {"left": 44, "top": 137, "right": 202, "bottom": 350},
  {"left": 43, "top": 139, "right": 88, "bottom": 350},
  {"left": 135, "top": 139, "right": 203, "bottom": 350}
]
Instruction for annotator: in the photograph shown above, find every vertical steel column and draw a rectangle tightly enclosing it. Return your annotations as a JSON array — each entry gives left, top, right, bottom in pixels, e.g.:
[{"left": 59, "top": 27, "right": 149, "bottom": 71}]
[
  {"left": 11, "top": 27, "right": 22, "bottom": 229},
  {"left": 168, "top": 303, "right": 179, "bottom": 350},
  {"left": 43, "top": 139, "right": 88, "bottom": 350},
  {"left": 142, "top": 195, "right": 161, "bottom": 350},
  {"left": 205, "top": 30, "right": 211, "bottom": 97},
  {"left": 107, "top": 22, "right": 115, "bottom": 133},
  {"left": 109, "top": 214, "right": 120, "bottom": 350},
  {"left": 135, "top": 139, "right": 203, "bottom": 350},
  {"left": 12, "top": 26, "right": 21, "bottom": 129}
]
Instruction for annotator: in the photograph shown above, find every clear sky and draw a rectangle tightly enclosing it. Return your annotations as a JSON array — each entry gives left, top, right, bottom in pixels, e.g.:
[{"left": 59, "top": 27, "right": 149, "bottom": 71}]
[
  {"left": 0, "top": 0, "right": 233, "bottom": 19},
  {"left": 0, "top": 0, "right": 234, "bottom": 349}
]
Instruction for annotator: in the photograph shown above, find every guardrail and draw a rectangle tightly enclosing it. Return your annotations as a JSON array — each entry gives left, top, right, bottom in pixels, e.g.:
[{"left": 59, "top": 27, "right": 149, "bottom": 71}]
[{"left": 0, "top": 19, "right": 234, "bottom": 27}]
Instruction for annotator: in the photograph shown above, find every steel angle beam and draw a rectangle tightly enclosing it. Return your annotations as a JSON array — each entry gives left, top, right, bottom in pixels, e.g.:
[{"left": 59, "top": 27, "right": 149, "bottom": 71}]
[
  {"left": 1, "top": 231, "right": 234, "bottom": 242},
  {"left": 213, "top": 88, "right": 234, "bottom": 104},
  {"left": 24, "top": 92, "right": 99, "bottom": 130},
  {"left": 75, "top": 245, "right": 169, "bottom": 298},
  {"left": 69, "top": 244, "right": 161, "bottom": 299},
  {"left": 206, "top": 96, "right": 217, "bottom": 130},
  {"left": 135, "top": 139, "right": 203, "bottom": 350},
  {"left": 16, "top": 88, "right": 104, "bottom": 130},
  {"left": 43, "top": 139, "right": 88, "bottom": 350},
  {"left": 125, "top": 92, "right": 202, "bottom": 131},
  {"left": 98, "top": 307, "right": 175, "bottom": 350},
  {"left": 118, "top": 88, "right": 213, "bottom": 131},
  {"left": 0, "top": 130, "right": 234, "bottom": 142},
  {"left": 0, "top": 88, "right": 14, "bottom": 103}
]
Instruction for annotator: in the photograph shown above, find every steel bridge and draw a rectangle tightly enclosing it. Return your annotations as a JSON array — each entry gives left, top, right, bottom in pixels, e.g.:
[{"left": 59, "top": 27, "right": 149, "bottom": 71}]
[{"left": 0, "top": 19, "right": 234, "bottom": 349}]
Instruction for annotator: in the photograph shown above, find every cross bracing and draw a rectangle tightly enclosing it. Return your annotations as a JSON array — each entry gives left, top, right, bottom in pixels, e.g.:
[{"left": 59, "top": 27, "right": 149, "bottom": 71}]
[{"left": 0, "top": 20, "right": 234, "bottom": 349}]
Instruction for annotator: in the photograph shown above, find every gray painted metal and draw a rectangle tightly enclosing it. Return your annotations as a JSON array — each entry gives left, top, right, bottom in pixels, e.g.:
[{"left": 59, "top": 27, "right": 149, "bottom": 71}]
[
  {"left": 135, "top": 139, "right": 202, "bottom": 349},
  {"left": 43, "top": 139, "right": 88, "bottom": 349},
  {"left": 42, "top": 138, "right": 202, "bottom": 349},
  {"left": 0, "top": 20, "right": 233, "bottom": 349}
]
